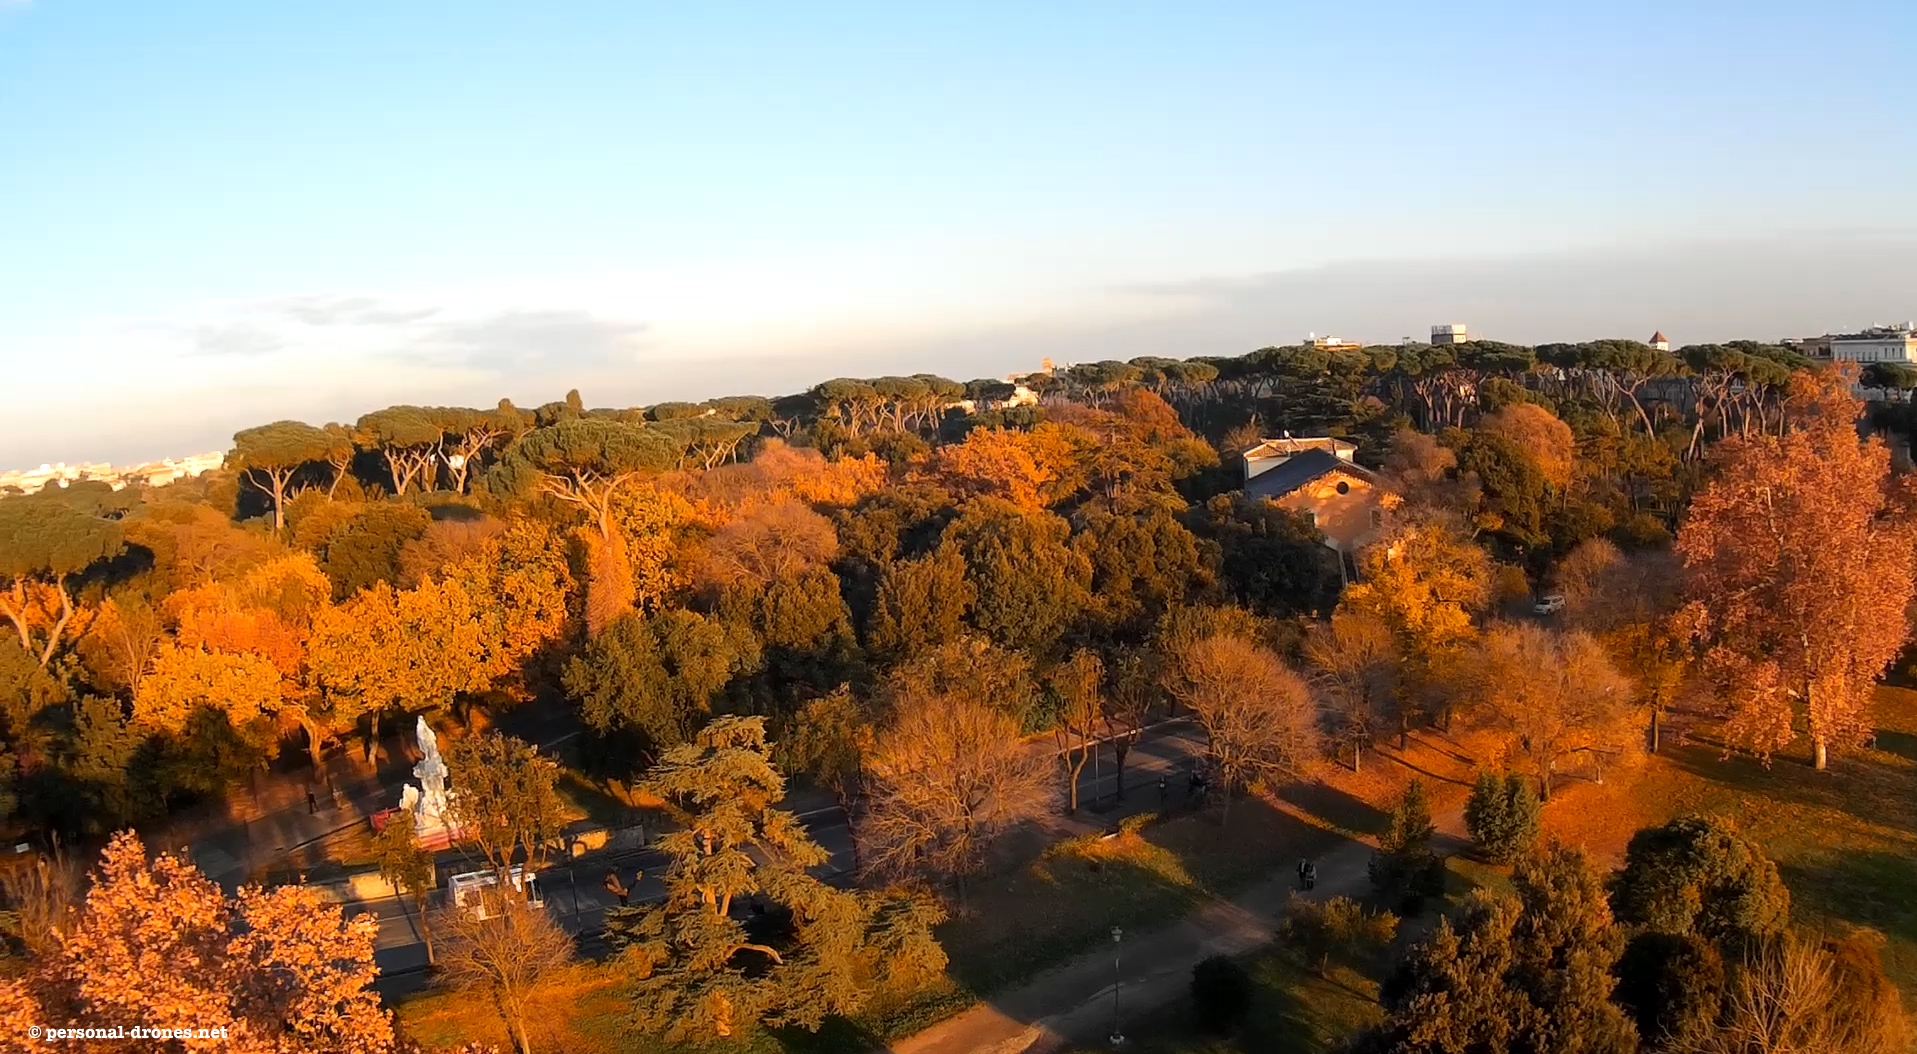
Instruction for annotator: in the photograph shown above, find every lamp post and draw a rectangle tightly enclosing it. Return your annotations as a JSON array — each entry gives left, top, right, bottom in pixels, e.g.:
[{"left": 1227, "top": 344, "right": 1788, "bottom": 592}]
[{"left": 1109, "top": 925, "right": 1125, "bottom": 1047}]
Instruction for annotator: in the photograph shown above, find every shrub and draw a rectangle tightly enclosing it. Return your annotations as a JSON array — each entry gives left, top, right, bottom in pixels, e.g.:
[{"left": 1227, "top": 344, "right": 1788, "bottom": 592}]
[{"left": 1190, "top": 954, "right": 1253, "bottom": 1034}]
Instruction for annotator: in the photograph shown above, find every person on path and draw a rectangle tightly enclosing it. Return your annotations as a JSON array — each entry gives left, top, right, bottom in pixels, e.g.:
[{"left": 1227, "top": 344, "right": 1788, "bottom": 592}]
[
  {"left": 1304, "top": 862, "right": 1317, "bottom": 890},
  {"left": 604, "top": 869, "right": 629, "bottom": 907},
  {"left": 1157, "top": 775, "right": 1169, "bottom": 804},
  {"left": 1297, "top": 859, "right": 1308, "bottom": 889},
  {"left": 306, "top": 789, "right": 319, "bottom": 814}
]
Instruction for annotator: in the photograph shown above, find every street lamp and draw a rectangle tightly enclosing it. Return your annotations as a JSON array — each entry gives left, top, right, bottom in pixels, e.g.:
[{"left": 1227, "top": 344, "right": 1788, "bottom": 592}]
[{"left": 1109, "top": 926, "right": 1125, "bottom": 1048}]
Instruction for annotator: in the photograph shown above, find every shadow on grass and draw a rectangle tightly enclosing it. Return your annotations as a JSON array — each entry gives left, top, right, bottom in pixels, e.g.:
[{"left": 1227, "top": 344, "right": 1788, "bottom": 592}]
[
  {"left": 767, "top": 1015, "right": 884, "bottom": 1054},
  {"left": 1778, "top": 851, "right": 1917, "bottom": 948},
  {"left": 1871, "top": 729, "right": 1917, "bottom": 764},
  {"left": 1659, "top": 737, "right": 1917, "bottom": 837},
  {"left": 1272, "top": 780, "right": 1390, "bottom": 840},
  {"left": 1093, "top": 950, "right": 1383, "bottom": 1054},
  {"left": 558, "top": 769, "right": 643, "bottom": 829}
]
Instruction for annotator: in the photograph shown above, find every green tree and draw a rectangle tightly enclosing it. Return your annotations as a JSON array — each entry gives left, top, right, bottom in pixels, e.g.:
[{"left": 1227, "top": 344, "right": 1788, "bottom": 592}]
[
  {"left": 1370, "top": 779, "right": 1445, "bottom": 911},
  {"left": 484, "top": 417, "right": 680, "bottom": 543},
  {"left": 867, "top": 542, "right": 974, "bottom": 662},
  {"left": 0, "top": 493, "right": 126, "bottom": 667},
  {"left": 945, "top": 498, "right": 1092, "bottom": 653},
  {"left": 776, "top": 687, "right": 871, "bottom": 809},
  {"left": 1278, "top": 893, "right": 1398, "bottom": 977},
  {"left": 317, "top": 503, "right": 434, "bottom": 600},
  {"left": 563, "top": 609, "right": 749, "bottom": 760},
  {"left": 1071, "top": 508, "right": 1207, "bottom": 640},
  {"left": 1366, "top": 842, "right": 1637, "bottom": 1054},
  {"left": 607, "top": 717, "right": 946, "bottom": 1042},
  {"left": 230, "top": 420, "right": 350, "bottom": 531},
  {"left": 486, "top": 418, "right": 681, "bottom": 637},
  {"left": 1609, "top": 815, "right": 1790, "bottom": 944},
  {"left": 1613, "top": 931, "right": 1725, "bottom": 1047},
  {"left": 1187, "top": 494, "right": 1343, "bottom": 619},
  {"left": 718, "top": 565, "right": 859, "bottom": 706},
  {"left": 355, "top": 406, "right": 445, "bottom": 496},
  {"left": 371, "top": 808, "right": 437, "bottom": 965},
  {"left": 444, "top": 731, "right": 566, "bottom": 889},
  {"left": 1464, "top": 770, "right": 1541, "bottom": 864}
]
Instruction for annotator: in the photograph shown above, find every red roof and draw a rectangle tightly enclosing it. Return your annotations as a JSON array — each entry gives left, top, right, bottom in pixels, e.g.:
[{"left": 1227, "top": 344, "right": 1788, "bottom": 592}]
[{"left": 1649, "top": 331, "right": 1668, "bottom": 344}]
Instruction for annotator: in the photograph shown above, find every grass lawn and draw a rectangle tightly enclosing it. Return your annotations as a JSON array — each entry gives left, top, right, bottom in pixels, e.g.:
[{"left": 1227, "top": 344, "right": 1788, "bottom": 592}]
[{"left": 940, "top": 802, "right": 1348, "bottom": 996}]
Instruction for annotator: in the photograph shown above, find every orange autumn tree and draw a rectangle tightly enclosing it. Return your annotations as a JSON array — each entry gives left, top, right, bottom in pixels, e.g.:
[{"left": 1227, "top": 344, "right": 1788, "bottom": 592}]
[
  {"left": 1678, "top": 371, "right": 1916, "bottom": 769},
  {"left": 164, "top": 552, "right": 338, "bottom": 767},
  {"left": 19, "top": 831, "right": 392, "bottom": 1054},
  {"left": 929, "top": 425, "right": 1081, "bottom": 510}
]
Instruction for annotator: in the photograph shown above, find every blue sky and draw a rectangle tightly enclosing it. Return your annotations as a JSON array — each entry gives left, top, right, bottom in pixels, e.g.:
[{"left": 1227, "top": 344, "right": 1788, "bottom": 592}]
[{"left": 2, "top": 1, "right": 1914, "bottom": 466}]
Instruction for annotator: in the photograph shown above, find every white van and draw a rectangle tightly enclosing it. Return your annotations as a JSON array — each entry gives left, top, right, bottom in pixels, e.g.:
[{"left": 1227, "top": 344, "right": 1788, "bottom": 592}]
[{"left": 447, "top": 866, "right": 546, "bottom": 919}]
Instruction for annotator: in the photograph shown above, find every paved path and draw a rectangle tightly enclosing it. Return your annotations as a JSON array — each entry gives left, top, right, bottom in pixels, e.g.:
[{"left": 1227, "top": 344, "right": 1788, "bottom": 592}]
[{"left": 890, "top": 803, "right": 1469, "bottom": 1054}]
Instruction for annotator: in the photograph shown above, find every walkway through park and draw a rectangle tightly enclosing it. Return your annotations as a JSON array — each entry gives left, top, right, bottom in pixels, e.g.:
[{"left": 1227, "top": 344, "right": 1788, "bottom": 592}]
[{"left": 889, "top": 764, "right": 1473, "bottom": 1054}]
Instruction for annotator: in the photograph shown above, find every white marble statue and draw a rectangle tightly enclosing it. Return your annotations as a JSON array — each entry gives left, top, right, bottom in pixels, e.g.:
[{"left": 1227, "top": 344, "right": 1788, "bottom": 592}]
[{"left": 404, "top": 716, "right": 456, "bottom": 843}]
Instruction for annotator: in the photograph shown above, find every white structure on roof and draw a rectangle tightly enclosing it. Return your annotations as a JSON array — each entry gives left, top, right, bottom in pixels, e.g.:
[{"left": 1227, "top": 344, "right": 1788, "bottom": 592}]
[
  {"left": 1648, "top": 330, "right": 1670, "bottom": 352},
  {"left": 1241, "top": 435, "right": 1358, "bottom": 481},
  {"left": 1431, "top": 323, "right": 1469, "bottom": 345},
  {"left": 1305, "top": 333, "right": 1362, "bottom": 351}
]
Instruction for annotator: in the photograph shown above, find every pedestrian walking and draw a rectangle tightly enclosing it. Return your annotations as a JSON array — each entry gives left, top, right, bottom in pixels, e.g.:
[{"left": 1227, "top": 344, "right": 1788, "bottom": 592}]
[
  {"left": 603, "top": 869, "right": 629, "bottom": 907},
  {"left": 306, "top": 789, "right": 318, "bottom": 814},
  {"left": 1297, "top": 859, "right": 1308, "bottom": 889},
  {"left": 1304, "top": 862, "right": 1317, "bottom": 891},
  {"left": 1157, "top": 775, "right": 1168, "bottom": 804}
]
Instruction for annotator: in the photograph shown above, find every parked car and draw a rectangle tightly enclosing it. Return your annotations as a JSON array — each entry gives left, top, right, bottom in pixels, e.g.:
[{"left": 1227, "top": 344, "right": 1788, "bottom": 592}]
[
  {"left": 1533, "top": 593, "right": 1566, "bottom": 615},
  {"left": 447, "top": 865, "right": 545, "bottom": 918}
]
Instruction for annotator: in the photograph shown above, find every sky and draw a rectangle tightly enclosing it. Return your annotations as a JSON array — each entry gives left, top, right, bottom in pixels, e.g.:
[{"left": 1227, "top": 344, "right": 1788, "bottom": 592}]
[{"left": 2, "top": 1, "right": 1914, "bottom": 467}]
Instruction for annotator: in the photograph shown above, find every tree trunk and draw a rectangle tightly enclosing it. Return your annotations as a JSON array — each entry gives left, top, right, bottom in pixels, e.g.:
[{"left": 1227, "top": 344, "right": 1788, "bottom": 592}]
[
  {"left": 1112, "top": 742, "right": 1131, "bottom": 801},
  {"left": 1813, "top": 735, "right": 1828, "bottom": 771},
  {"left": 1353, "top": 740, "right": 1362, "bottom": 774},
  {"left": 299, "top": 713, "right": 327, "bottom": 776},
  {"left": 1649, "top": 708, "right": 1661, "bottom": 755},
  {"left": 270, "top": 469, "right": 290, "bottom": 532},
  {"left": 34, "top": 579, "right": 75, "bottom": 668},
  {"left": 418, "top": 891, "right": 435, "bottom": 965}
]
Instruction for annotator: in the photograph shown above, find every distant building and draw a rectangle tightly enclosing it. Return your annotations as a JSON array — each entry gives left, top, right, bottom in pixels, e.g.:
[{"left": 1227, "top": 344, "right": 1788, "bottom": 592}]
[
  {"left": 1431, "top": 323, "right": 1469, "bottom": 346},
  {"left": 1827, "top": 324, "right": 1917, "bottom": 364},
  {"left": 1242, "top": 436, "right": 1397, "bottom": 580},
  {"left": 1783, "top": 334, "right": 1832, "bottom": 357},
  {"left": 0, "top": 451, "right": 225, "bottom": 495},
  {"left": 1305, "top": 333, "right": 1363, "bottom": 351},
  {"left": 1648, "top": 330, "right": 1670, "bottom": 352}
]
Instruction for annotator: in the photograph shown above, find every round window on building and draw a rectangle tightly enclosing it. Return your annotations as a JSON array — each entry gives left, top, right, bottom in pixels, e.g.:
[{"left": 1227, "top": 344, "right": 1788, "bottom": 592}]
[{"left": 1336, "top": 480, "right": 1351, "bottom": 495}]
